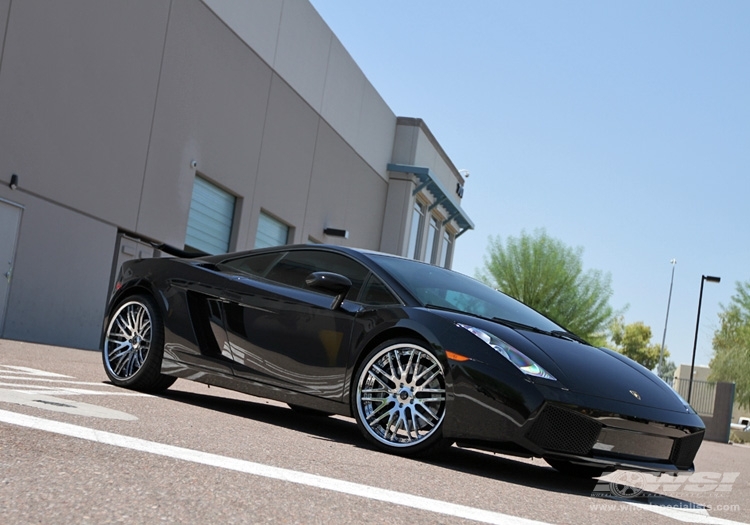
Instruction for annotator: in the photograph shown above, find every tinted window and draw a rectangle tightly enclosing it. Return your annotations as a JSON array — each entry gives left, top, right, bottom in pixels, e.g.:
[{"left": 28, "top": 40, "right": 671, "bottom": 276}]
[
  {"left": 360, "top": 274, "right": 399, "bottom": 305},
  {"left": 265, "top": 250, "right": 369, "bottom": 301},
  {"left": 220, "top": 252, "right": 282, "bottom": 276},
  {"left": 371, "top": 254, "right": 564, "bottom": 332}
]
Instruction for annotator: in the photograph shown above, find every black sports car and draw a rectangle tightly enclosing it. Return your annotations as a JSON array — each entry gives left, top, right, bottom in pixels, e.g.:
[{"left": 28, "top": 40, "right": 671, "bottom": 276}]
[{"left": 102, "top": 244, "right": 704, "bottom": 476}]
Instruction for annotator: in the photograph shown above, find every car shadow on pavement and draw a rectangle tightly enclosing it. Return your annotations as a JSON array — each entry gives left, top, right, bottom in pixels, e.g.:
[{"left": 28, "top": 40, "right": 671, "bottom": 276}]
[
  {"left": 156, "top": 384, "right": 706, "bottom": 511},
  {"left": 427, "top": 446, "right": 706, "bottom": 509},
  {"left": 157, "top": 387, "right": 364, "bottom": 448},
  {"left": 429, "top": 446, "right": 709, "bottom": 510}
]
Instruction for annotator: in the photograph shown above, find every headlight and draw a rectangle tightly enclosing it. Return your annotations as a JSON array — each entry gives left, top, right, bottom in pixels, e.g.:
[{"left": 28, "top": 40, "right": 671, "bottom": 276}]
[{"left": 457, "top": 323, "right": 557, "bottom": 381}]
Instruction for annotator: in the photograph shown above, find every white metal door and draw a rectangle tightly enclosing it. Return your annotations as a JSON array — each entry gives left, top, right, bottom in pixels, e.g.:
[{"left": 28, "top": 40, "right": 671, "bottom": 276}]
[{"left": 0, "top": 200, "right": 22, "bottom": 335}]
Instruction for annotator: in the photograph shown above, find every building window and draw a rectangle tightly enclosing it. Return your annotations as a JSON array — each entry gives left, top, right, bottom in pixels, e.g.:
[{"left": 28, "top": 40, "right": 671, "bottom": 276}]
[
  {"left": 185, "top": 176, "right": 235, "bottom": 255},
  {"left": 255, "top": 212, "right": 289, "bottom": 249},
  {"left": 424, "top": 216, "right": 440, "bottom": 264},
  {"left": 440, "top": 230, "right": 453, "bottom": 268},
  {"left": 407, "top": 201, "right": 425, "bottom": 260}
]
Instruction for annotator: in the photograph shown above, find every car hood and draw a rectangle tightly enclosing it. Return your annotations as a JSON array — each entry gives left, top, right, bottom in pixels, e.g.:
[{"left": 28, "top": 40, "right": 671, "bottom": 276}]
[{"left": 519, "top": 331, "right": 691, "bottom": 413}]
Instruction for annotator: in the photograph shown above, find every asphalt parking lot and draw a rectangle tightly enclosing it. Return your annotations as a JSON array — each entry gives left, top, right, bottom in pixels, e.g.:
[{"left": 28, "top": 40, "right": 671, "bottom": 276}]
[{"left": 1, "top": 339, "right": 748, "bottom": 525}]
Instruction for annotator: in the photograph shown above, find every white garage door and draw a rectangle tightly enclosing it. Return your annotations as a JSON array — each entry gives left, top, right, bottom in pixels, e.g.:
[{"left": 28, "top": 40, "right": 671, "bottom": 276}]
[{"left": 185, "top": 176, "right": 235, "bottom": 255}]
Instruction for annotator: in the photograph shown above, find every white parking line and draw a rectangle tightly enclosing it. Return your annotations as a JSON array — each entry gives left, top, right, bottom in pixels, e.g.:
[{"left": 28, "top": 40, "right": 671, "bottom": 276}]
[
  {"left": 623, "top": 500, "right": 747, "bottom": 525},
  {"left": 0, "top": 382, "right": 150, "bottom": 396},
  {"left": 0, "top": 364, "right": 149, "bottom": 397},
  {"left": 0, "top": 408, "right": 550, "bottom": 525},
  {"left": 0, "top": 365, "right": 72, "bottom": 377},
  {"left": 0, "top": 391, "right": 139, "bottom": 420},
  {"left": 0, "top": 375, "right": 124, "bottom": 386}
]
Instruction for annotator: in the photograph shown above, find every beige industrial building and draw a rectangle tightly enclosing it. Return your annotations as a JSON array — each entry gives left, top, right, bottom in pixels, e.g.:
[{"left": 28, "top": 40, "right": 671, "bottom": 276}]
[{"left": 0, "top": 0, "right": 473, "bottom": 350}]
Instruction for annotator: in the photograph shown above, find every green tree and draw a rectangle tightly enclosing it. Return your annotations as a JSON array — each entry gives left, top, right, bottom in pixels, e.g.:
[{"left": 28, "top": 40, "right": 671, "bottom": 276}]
[
  {"left": 710, "top": 281, "right": 750, "bottom": 409},
  {"left": 477, "top": 229, "right": 615, "bottom": 342},
  {"left": 659, "top": 359, "right": 677, "bottom": 382},
  {"left": 609, "top": 316, "right": 668, "bottom": 371}
]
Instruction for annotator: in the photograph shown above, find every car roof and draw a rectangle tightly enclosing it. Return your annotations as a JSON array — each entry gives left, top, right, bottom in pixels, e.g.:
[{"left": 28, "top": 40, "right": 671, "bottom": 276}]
[{"left": 200, "top": 243, "right": 400, "bottom": 264}]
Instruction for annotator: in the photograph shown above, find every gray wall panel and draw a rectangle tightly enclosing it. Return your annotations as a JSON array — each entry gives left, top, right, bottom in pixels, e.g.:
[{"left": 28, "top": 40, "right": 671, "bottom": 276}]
[
  {"left": 138, "top": 0, "right": 272, "bottom": 249},
  {"left": 391, "top": 125, "right": 418, "bottom": 166},
  {"left": 249, "top": 75, "right": 319, "bottom": 245},
  {"left": 356, "top": 83, "right": 397, "bottom": 179},
  {"left": 0, "top": 0, "right": 169, "bottom": 229},
  {"left": 203, "top": 0, "right": 283, "bottom": 67},
  {"left": 0, "top": 0, "right": 10, "bottom": 66},
  {"left": 307, "top": 120, "right": 388, "bottom": 250},
  {"left": 274, "top": 0, "right": 331, "bottom": 112},
  {"left": 3, "top": 193, "right": 115, "bottom": 350},
  {"left": 320, "top": 38, "right": 366, "bottom": 148},
  {"left": 202, "top": 0, "right": 396, "bottom": 182},
  {"left": 304, "top": 121, "right": 362, "bottom": 244},
  {"left": 346, "top": 164, "right": 388, "bottom": 249},
  {"left": 379, "top": 177, "right": 413, "bottom": 255}
]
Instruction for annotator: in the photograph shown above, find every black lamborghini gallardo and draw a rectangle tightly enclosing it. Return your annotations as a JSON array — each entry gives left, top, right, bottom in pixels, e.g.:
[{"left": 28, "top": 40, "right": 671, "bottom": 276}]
[{"left": 102, "top": 244, "right": 704, "bottom": 477}]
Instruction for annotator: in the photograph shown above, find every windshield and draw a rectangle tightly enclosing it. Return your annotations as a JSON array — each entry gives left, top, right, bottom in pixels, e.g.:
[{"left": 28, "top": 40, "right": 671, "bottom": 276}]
[{"left": 371, "top": 254, "right": 565, "bottom": 333}]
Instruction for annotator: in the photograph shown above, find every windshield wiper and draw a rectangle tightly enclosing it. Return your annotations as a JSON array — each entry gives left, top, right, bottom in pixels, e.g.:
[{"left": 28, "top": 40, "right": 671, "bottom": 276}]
[
  {"left": 494, "top": 318, "right": 590, "bottom": 346},
  {"left": 550, "top": 330, "right": 590, "bottom": 345},
  {"left": 491, "top": 317, "right": 547, "bottom": 334}
]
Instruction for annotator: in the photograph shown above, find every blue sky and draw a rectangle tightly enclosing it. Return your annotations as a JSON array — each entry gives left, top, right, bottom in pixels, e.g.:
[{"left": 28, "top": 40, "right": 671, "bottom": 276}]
[{"left": 310, "top": 1, "right": 749, "bottom": 371}]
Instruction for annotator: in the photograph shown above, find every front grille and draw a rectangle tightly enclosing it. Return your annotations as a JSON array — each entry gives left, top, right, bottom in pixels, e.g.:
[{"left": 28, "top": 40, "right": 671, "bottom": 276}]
[
  {"left": 526, "top": 404, "right": 602, "bottom": 455},
  {"left": 670, "top": 430, "right": 704, "bottom": 469}
]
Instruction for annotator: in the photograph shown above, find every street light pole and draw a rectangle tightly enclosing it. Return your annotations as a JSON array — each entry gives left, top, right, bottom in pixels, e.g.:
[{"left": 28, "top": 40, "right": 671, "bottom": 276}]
[
  {"left": 687, "top": 274, "right": 721, "bottom": 404},
  {"left": 658, "top": 259, "right": 677, "bottom": 378}
]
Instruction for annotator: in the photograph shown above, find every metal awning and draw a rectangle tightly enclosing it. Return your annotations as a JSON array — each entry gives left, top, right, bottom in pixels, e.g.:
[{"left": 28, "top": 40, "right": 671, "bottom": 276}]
[{"left": 387, "top": 163, "right": 474, "bottom": 237}]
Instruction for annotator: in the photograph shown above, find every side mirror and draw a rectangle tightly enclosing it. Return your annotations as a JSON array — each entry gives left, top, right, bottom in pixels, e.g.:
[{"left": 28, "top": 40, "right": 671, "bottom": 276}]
[{"left": 305, "top": 271, "right": 352, "bottom": 310}]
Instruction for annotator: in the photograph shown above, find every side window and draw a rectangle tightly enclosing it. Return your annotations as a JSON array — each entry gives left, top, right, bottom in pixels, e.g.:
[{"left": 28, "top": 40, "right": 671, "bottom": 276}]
[
  {"left": 219, "top": 252, "right": 282, "bottom": 277},
  {"left": 265, "top": 250, "right": 369, "bottom": 301},
  {"left": 424, "top": 216, "right": 440, "bottom": 264},
  {"left": 360, "top": 274, "right": 399, "bottom": 305},
  {"left": 408, "top": 201, "right": 425, "bottom": 260}
]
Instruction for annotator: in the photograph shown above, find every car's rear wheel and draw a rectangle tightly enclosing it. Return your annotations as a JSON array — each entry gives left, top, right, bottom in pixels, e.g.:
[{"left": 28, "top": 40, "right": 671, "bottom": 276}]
[
  {"left": 102, "top": 294, "right": 176, "bottom": 393},
  {"left": 352, "top": 339, "right": 447, "bottom": 456}
]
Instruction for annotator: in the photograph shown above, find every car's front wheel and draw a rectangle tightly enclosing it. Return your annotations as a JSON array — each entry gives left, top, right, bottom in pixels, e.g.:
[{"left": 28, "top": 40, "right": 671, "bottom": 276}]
[
  {"left": 102, "top": 294, "right": 176, "bottom": 393},
  {"left": 352, "top": 339, "right": 448, "bottom": 456}
]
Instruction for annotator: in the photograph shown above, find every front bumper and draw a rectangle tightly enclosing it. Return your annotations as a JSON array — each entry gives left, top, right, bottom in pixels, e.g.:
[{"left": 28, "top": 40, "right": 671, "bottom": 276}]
[{"left": 523, "top": 403, "right": 704, "bottom": 472}]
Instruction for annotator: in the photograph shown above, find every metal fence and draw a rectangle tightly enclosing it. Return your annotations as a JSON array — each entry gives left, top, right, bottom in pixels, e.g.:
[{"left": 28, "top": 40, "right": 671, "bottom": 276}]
[{"left": 666, "top": 377, "right": 716, "bottom": 416}]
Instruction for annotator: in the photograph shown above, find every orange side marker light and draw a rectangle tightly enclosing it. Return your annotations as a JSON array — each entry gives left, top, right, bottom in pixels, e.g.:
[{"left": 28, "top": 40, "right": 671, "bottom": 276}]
[{"left": 445, "top": 350, "right": 470, "bottom": 362}]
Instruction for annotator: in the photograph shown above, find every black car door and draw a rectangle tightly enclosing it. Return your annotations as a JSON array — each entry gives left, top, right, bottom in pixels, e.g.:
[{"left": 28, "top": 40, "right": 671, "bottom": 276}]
[{"left": 218, "top": 249, "right": 369, "bottom": 401}]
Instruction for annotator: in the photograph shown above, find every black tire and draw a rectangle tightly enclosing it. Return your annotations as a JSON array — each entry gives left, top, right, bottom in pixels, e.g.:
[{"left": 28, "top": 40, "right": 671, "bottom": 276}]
[
  {"left": 102, "top": 294, "right": 176, "bottom": 393},
  {"left": 545, "top": 458, "right": 606, "bottom": 478},
  {"left": 352, "top": 338, "right": 448, "bottom": 456}
]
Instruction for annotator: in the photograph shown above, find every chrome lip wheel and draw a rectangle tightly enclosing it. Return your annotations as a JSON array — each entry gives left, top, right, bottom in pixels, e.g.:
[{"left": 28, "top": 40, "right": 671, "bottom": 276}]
[
  {"left": 356, "top": 343, "right": 446, "bottom": 448},
  {"left": 104, "top": 300, "right": 152, "bottom": 380}
]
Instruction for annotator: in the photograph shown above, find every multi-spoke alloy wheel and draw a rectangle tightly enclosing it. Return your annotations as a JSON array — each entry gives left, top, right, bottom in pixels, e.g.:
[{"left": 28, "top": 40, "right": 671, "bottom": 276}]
[
  {"left": 353, "top": 339, "right": 447, "bottom": 455},
  {"left": 102, "top": 295, "right": 175, "bottom": 392}
]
